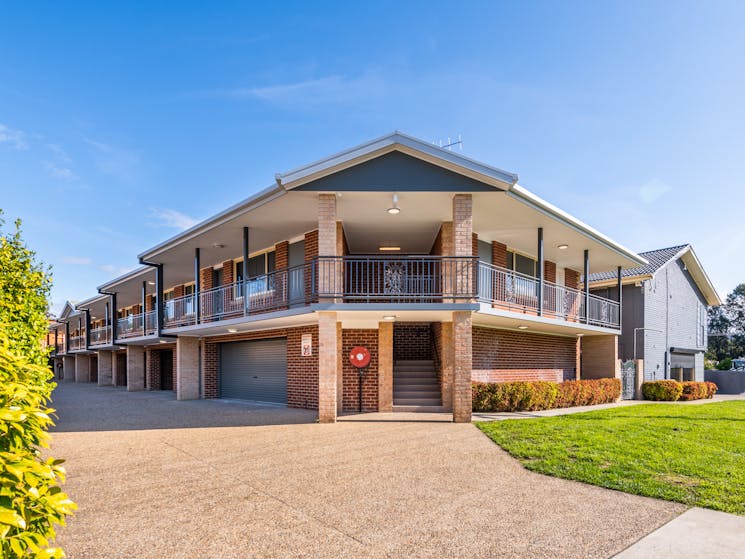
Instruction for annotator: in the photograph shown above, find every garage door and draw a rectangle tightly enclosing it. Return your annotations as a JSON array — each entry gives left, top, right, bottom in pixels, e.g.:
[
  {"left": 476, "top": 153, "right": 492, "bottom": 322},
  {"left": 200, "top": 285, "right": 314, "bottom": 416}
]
[{"left": 220, "top": 338, "right": 287, "bottom": 403}]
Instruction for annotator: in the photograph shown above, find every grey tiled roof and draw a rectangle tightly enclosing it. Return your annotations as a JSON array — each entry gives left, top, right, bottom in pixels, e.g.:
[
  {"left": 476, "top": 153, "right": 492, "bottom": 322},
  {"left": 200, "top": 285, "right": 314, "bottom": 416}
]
[{"left": 586, "top": 244, "right": 689, "bottom": 283}]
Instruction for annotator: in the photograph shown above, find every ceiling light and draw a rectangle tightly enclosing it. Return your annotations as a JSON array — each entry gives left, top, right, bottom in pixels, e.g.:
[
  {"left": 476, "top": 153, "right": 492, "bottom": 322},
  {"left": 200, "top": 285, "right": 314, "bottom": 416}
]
[
  {"left": 383, "top": 315, "right": 396, "bottom": 321},
  {"left": 557, "top": 244, "right": 569, "bottom": 250},
  {"left": 517, "top": 325, "right": 528, "bottom": 330},
  {"left": 159, "top": 340, "right": 167, "bottom": 344},
  {"left": 387, "top": 194, "right": 401, "bottom": 215},
  {"left": 379, "top": 246, "right": 401, "bottom": 252},
  {"left": 227, "top": 328, "right": 238, "bottom": 333},
  {"left": 213, "top": 243, "right": 225, "bottom": 249},
  {"left": 147, "top": 281, "right": 156, "bottom": 285}
]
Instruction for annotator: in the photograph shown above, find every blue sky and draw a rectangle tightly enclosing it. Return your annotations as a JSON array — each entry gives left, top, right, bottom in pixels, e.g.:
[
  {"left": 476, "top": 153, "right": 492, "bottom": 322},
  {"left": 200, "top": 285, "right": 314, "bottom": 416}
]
[{"left": 1, "top": 1, "right": 743, "bottom": 314}]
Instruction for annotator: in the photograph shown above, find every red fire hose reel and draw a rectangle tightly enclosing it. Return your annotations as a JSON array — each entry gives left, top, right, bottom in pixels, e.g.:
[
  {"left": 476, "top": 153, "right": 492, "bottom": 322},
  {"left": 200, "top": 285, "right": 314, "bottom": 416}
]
[{"left": 349, "top": 346, "right": 371, "bottom": 412}]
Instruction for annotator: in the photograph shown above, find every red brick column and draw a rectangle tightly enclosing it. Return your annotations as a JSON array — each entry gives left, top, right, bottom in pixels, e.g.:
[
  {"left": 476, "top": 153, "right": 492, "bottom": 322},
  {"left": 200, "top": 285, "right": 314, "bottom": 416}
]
[
  {"left": 275, "top": 241, "right": 289, "bottom": 270},
  {"left": 544, "top": 260, "right": 556, "bottom": 283},
  {"left": 318, "top": 311, "right": 339, "bottom": 423},
  {"left": 318, "top": 194, "right": 342, "bottom": 301},
  {"left": 440, "top": 321, "right": 454, "bottom": 411},
  {"left": 452, "top": 311, "right": 472, "bottom": 423},
  {"left": 453, "top": 194, "right": 473, "bottom": 300}
]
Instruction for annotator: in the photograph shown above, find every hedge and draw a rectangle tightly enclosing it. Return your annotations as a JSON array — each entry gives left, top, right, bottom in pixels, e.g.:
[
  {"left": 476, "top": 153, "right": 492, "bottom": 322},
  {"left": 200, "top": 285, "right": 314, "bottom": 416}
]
[
  {"left": 641, "top": 380, "right": 717, "bottom": 401},
  {"left": 472, "top": 378, "right": 621, "bottom": 412}
]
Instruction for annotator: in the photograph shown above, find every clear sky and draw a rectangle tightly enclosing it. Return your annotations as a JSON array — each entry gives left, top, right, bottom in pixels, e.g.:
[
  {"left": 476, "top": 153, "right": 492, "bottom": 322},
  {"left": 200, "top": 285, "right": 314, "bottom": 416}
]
[{"left": 1, "top": 1, "right": 743, "bottom": 314}]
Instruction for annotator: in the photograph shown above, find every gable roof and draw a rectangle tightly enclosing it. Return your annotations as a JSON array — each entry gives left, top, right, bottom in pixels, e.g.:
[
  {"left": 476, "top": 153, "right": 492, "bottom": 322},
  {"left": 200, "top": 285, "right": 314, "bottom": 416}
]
[
  {"left": 58, "top": 300, "right": 80, "bottom": 321},
  {"left": 587, "top": 244, "right": 721, "bottom": 306}
]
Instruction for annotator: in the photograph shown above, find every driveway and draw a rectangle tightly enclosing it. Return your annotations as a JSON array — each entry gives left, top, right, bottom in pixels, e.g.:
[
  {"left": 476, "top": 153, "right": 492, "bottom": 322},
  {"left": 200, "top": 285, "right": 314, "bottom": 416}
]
[{"left": 50, "top": 383, "right": 684, "bottom": 558}]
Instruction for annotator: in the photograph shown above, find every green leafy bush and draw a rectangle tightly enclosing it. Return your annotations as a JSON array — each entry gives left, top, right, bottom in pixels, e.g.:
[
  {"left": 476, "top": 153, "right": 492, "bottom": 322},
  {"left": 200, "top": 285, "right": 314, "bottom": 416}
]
[
  {"left": 642, "top": 380, "right": 683, "bottom": 401},
  {"left": 0, "top": 213, "right": 75, "bottom": 558},
  {"left": 472, "top": 378, "right": 620, "bottom": 412},
  {"left": 716, "top": 358, "right": 733, "bottom": 371}
]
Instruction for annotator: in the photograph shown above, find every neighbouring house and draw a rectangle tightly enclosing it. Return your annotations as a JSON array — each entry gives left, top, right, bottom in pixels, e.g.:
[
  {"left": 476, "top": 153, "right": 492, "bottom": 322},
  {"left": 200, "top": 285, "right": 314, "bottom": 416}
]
[
  {"left": 587, "top": 244, "right": 721, "bottom": 383},
  {"left": 47, "top": 131, "right": 649, "bottom": 422}
]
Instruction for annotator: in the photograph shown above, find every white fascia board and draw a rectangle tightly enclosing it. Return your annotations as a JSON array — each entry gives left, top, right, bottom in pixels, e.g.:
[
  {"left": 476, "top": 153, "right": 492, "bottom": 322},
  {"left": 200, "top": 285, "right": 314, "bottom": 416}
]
[
  {"left": 508, "top": 184, "right": 648, "bottom": 267},
  {"left": 137, "top": 183, "right": 285, "bottom": 261},
  {"left": 76, "top": 294, "right": 109, "bottom": 309},
  {"left": 677, "top": 247, "right": 723, "bottom": 306},
  {"left": 97, "top": 266, "right": 152, "bottom": 292},
  {"left": 278, "top": 131, "right": 519, "bottom": 189}
]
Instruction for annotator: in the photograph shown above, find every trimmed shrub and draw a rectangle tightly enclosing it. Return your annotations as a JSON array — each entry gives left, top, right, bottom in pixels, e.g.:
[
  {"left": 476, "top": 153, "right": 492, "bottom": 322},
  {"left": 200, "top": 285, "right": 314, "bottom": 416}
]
[
  {"left": 555, "top": 378, "right": 621, "bottom": 408},
  {"left": 472, "top": 378, "right": 620, "bottom": 412},
  {"left": 679, "top": 381, "right": 708, "bottom": 401},
  {"left": 704, "top": 381, "right": 718, "bottom": 398},
  {"left": 642, "top": 380, "right": 683, "bottom": 401}
]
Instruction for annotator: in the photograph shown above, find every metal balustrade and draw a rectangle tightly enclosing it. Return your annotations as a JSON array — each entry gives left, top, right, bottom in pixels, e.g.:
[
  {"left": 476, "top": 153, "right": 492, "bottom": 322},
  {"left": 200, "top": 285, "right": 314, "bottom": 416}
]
[
  {"left": 477, "top": 261, "right": 620, "bottom": 329},
  {"left": 89, "top": 326, "right": 112, "bottom": 346},
  {"left": 68, "top": 335, "right": 84, "bottom": 351},
  {"left": 112, "top": 257, "right": 621, "bottom": 336}
]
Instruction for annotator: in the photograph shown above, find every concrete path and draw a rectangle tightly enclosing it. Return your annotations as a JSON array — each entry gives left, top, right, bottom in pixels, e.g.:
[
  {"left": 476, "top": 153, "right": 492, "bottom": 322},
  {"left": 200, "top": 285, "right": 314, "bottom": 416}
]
[
  {"left": 615, "top": 508, "right": 745, "bottom": 558},
  {"left": 49, "top": 383, "right": 685, "bottom": 558}
]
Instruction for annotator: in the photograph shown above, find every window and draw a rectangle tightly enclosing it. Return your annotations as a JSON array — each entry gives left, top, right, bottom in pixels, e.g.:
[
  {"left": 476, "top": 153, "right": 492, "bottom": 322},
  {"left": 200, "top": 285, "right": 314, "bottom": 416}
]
[
  {"left": 507, "top": 251, "right": 537, "bottom": 277},
  {"left": 184, "top": 284, "right": 195, "bottom": 315},
  {"left": 235, "top": 251, "right": 277, "bottom": 296}
]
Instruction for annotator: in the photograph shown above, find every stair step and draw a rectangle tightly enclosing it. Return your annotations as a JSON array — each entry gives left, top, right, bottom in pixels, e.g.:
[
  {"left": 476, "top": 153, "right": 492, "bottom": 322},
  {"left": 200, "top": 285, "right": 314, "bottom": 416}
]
[
  {"left": 393, "top": 398, "right": 443, "bottom": 406},
  {"left": 391, "top": 405, "right": 447, "bottom": 413},
  {"left": 395, "top": 360, "right": 434, "bottom": 366},
  {"left": 393, "top": 390, "right": 441, "bottom": 399},
  {"left": 394, "top": 364, "right": 435, "bottom": 371},
  {"left": 393, "top": 371, "right": 437, "bottom": 378},
  {"left": 394, "top": 379, "right": 439, "bottom": 386}
]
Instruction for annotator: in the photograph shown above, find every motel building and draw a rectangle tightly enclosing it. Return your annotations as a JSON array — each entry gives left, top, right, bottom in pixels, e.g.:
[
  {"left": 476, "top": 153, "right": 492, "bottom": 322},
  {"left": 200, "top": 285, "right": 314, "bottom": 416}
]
[{"left": 47, "top": 132, "right": 646, "bottom": 423}]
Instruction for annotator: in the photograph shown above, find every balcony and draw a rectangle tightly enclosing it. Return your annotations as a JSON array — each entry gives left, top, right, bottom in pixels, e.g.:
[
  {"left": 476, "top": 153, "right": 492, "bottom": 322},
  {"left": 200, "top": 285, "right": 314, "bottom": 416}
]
[
  {"left": 68, "top": 335, "right": 84, "bottom": 351},
  {"left": 117, "top": 310, "right": 157, "bottom": 339},
  {"left": 89, "top": 326, "right": 113, "bottom": 347},
  {"left": 477, "top": 262, "right": 620, "bottom": 329},
  {"left": 159, "top": 256, "right": 620, "bottom": 330}
]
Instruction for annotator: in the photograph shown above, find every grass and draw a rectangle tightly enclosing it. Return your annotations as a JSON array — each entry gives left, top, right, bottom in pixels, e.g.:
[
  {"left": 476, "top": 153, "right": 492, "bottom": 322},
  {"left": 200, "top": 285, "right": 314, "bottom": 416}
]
[{"left": 476, "top": 401, "right": 745, "bottom": 515}]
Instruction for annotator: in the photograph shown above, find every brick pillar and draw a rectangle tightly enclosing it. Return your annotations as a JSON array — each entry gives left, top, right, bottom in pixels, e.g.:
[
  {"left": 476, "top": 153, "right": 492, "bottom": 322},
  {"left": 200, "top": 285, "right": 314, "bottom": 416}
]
[
  {"left": 74, "top": 354, "right": 91, "bottom": 382},
  {"left": 580, "top": 335, "right": 619, "bottom": 380},
  {"left": 575, "top": 336, "right": 582, "bottom": 380},
  {"left": 177, "top": 337, "right": 200, "bottom": 400},
  {"left": 62, "top": 355, "right": 75, "bottom": 382},
  {"left": 452, "top": 311, "right": 472, "bottom": 423},
  {"left": 275, "top": 241, "right": 289, "bottom": 270},
  {"left": 441, "top": 221, "right": 454, "bottom": 300},
  {"left": 111, "top": 352, "right": 121, "bottom": 386},
  {"left": 453, "top": 194, "right": 473, "bottom": 300},
  {"left": 127, "top": 345, "right": 145, "bottom": 391},
  {"left": 544, "top": 260, "right": 557, "bottom": 283},
  {"left": 440, "top": 321, "right": 454, "bottom": 411},
  {"left": 97, "top": 350, "right": 113, "bottom": 386},
  {"left": 318, "top": 311, "right": 339, "bottom": 423},
  {"left": 318, "top": 194, "right": 341, "bottom": 301},
  {"left": 565, "top": 269, "right": 580, "bottom": 290},
  {"left": 336, "top": 322, "right": 343, "bottom": 414},
  {"left": 378, "top": 321, "right": 393, "bottom": 412},
  {"left": 634, "top": 359, "right": 644, "bottom": 399}
]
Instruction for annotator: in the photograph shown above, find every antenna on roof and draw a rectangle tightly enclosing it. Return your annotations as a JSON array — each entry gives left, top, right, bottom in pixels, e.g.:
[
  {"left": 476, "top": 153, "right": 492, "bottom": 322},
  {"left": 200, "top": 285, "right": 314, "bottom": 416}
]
[{"left": 435, "top": 134, "right": 463, "bottom": 151}]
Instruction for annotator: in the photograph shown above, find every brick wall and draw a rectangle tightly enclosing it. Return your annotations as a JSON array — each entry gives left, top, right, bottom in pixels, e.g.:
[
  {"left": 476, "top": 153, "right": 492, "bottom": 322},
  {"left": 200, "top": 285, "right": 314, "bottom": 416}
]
[
  {"left": 275, "top": 241, "right": 289, "bottom": 270},
  {"left": 342, "top": 329, "right": 379, "bottom": 412},
  {"left": 472, "top": 233, "right": 479, "bottom": 257},
  {"left": 430, "top": 225, "right": 443, "bottom": 255},
  {"left": 393, "top": 323, "right": 433, "bottom": 361},
  {"left": 222, "top": 260, "right": 234, "bottom": 285},
  {"left": 581, "top": 335, "right": 619, "bottom": 380},
  {"left": 145, "top": 344, "right": 177, "bottom": 391},
  {"left": 544, "top": 260, "right": 556, "bottom": 283},
  {"left": 174, "top": 285, "right": 184, "bottom": 298},
  {"left": 565, "top": 269, "right": 580, "bottom": 290},
  {"left": 472, "top": 326, "right": 577, "bottom": 382},
  {"left": 200, "top": 267, "right": 213, "bottom": 291},
  {"left": 492, "top": 241, "right": 507, "bottom": 268},
  {"left": 200, "top": 325, "right": 320, "bottom": 409},
  {"left": 304, "top": 229, "right": 319, "bottom": 299}
]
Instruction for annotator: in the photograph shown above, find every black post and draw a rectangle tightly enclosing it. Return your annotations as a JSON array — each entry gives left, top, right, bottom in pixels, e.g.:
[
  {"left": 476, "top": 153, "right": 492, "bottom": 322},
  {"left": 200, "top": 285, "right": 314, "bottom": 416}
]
[
  {"left": 65, "top": 320, "right": 70, "bottom": 353},
  {"left": 583, "top": 249, "right": 590, "bottom": 323},
  {"left": 537, "top": 227, "right": 544, "bottom": 316},
  {"left": 358, "top": 367, "right": 365, "bottom": 413},
  {"left": 110, "top": 293, "right": 117, "bottom": 342},
  {"left": 243, "top": 227, "right": 249, "bottom": 315},
  {"left": 195, "top": 248, "right": 201, "bottom": 323},
  {"left": 617, "top": 265, "right": 623, "bottom": 329},
  {"left": 78, "top": 316, "right": 82, "bottom": 350},
  {"left": 141, "top": 281, "right": 147, "bottom": 336},
  {"left": 84, "top": 309, "right": 91, "bottom": 350},
  {"left": 156, "top": 264, "right": 164, "bottom": 336},
  {"left": 105, "top": 302, "right": 110, "bottom": 344},
  {"left": 54, "top": 327, "right": 59, "bottom": 354}
]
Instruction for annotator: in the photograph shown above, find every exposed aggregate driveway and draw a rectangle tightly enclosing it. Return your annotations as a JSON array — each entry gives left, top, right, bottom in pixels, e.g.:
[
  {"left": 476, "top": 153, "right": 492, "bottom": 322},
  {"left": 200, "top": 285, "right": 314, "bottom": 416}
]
[{"left": 50, "top": 383, "right": 684, "bottom": 558}]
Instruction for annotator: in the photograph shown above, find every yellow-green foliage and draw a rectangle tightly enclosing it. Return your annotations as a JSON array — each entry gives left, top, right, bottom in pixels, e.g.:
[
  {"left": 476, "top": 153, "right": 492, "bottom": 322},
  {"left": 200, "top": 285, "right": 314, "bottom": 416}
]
[{"left": 0, "top": 213, "right": 76, "bottom": 558}]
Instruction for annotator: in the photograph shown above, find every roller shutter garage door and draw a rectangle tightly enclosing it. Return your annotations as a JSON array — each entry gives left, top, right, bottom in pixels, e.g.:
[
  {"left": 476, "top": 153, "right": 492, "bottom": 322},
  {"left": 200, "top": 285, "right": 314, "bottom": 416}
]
[{"left": 220, "top": 338, "right": 287, "bottom": 403}]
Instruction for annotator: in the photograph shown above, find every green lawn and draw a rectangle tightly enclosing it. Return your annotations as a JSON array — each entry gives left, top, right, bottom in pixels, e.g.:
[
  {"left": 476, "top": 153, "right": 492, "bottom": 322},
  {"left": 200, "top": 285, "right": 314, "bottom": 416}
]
[{"left": 476, "top": 401, "right": 745, "bottom": 515}]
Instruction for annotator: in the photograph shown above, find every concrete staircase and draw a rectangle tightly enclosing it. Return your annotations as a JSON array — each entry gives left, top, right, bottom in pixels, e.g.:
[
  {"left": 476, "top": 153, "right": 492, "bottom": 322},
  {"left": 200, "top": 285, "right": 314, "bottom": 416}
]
[{"left": 392, "top": 360, "right": 445, "bottom": 412}]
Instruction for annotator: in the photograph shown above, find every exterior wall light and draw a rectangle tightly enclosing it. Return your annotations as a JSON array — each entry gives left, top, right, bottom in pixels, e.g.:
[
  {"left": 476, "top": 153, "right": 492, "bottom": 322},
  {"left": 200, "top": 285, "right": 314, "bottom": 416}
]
[{"left": 387, "top": 194, "right": 401, "bottom": 214}]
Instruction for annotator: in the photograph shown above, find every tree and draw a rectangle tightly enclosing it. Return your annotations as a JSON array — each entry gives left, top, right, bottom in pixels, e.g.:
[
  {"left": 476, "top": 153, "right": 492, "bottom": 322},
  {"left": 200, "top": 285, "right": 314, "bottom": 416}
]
[
  {"left": 0, "top": 212, "right": 76, "bottom": 558},
  {"left": 708, "top": 283, "right": 745, "bottom": 362}
]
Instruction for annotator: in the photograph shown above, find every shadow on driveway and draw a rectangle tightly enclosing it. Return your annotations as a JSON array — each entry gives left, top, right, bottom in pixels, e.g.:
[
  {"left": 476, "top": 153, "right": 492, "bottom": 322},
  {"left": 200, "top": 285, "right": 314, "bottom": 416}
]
[{"left": 50, "top": 382, "right": 317, "bottom": 432}]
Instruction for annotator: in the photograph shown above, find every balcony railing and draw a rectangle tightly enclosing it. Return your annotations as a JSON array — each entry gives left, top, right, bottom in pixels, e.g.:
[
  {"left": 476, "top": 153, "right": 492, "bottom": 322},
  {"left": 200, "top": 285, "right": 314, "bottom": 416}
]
[
  {"left": 477, "top": 262, "right": 620, "bottom": 329},
  {"left": 89, "top": 326, "right": 113, "bottom": 347},
  {"left": 121, "top": 256, "right": 621, "bottom": 335},
  {"left": 68, "top": 335, "right": 84, "bottom": 351},
  {"left": 117, "top": 311, "right": 157, "bottom": 339}
]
